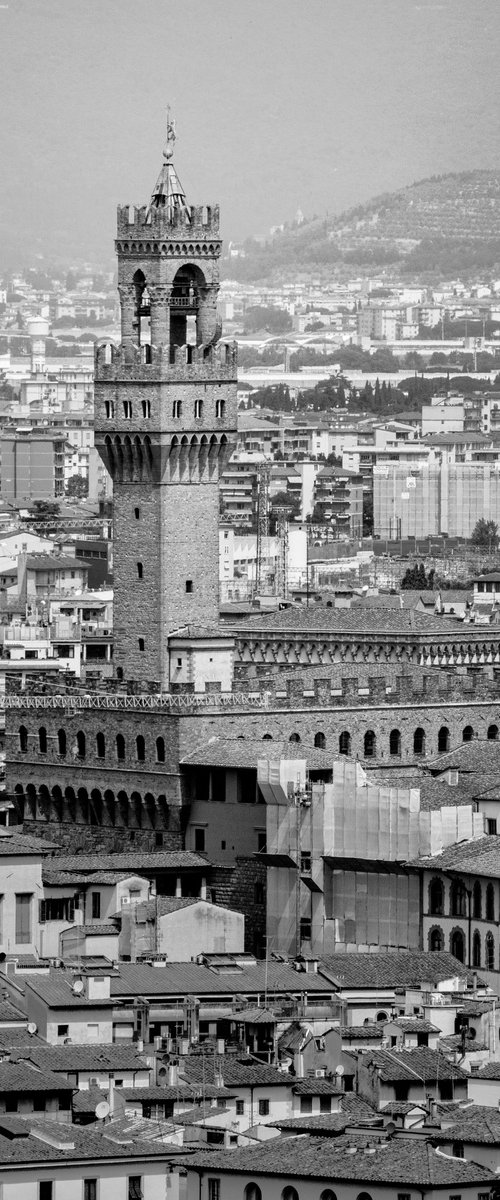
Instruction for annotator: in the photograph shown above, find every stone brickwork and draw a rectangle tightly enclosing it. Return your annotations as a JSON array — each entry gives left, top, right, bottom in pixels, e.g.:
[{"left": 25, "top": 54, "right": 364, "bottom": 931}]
[{"left": 210, "top": 858, "right": 267, "bottom": 956}]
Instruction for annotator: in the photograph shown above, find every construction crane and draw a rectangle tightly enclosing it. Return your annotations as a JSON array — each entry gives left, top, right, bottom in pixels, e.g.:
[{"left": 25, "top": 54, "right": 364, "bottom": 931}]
[{"left": 272, "top": 505, "right": 290, "bottom": 601}]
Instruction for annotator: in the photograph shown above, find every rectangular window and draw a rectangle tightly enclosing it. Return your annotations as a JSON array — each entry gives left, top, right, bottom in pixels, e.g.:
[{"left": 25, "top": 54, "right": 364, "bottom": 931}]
[
  {"left": 15, "top": 893, "right": 32, "bottom": 944},
  {"left": 91, "top": 892, "right": 101, "bottom": 919},
  {"left": 319, "top": 1096, "right": 331, "bottom": 1113},
  {"left": 300, "top": 918, "right": 312, "bottom": 942},
  {"left": 57, "top": 1024, "right": 69, "bottom": 1039},
  {"left": 487, "top": 818, "right": 497, "bottom": 835},
  {"left": 235, "top": 1100, "right": 244, "bottom": 1115},
  {"left": 84, "top": 1181, "right": 98, "bottom": 1200},
  {"left": 300, "top": 1096, "right": 313, "bottom": 1114},
  {"left": 39, "top": 1184, "right": 53, "bottom": 1200},
  {"left": 208, "top": 1181, "right": 220, "bottom": 1200},
  {"left": 397, "top": 1194, "right": 411, "bottom": 1200},
  {"left": 300, "top": 851, "right": 312, "bottom": 873},
  {"left": 258, "top": 1099, "right": 270, "bottom": 1116},
  {"left": 194, "top": 828, "right": 206, "bottom": 853},
  {"left": 128, "top": 1179, "right": 143, "bottom": 1200},
  {"left": 87, "top": 1024, "right": 99, "bottom": 1040},
  {"left": 257, "top": 831, "right": 267, "bottom": 853}
]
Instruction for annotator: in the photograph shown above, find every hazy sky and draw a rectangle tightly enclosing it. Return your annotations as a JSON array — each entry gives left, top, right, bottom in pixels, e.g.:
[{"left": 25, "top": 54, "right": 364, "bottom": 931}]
[{"left": 1, "top": 0, "right": 500, "bottom": 265}]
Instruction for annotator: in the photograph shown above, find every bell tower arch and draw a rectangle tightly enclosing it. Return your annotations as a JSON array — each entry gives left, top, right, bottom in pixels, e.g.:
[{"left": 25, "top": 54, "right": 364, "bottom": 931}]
[{"left": 94, "top": 114, "right": 237, "bottom": 688}]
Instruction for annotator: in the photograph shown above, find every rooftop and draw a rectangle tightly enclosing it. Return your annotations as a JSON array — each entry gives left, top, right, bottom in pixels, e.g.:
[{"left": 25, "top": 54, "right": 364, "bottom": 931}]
[{"left": 319, "top": 950, "right": 468, "bottom": 990}]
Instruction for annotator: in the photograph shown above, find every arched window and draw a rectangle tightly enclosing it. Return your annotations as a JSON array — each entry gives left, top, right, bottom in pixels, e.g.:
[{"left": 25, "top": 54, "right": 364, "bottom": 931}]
[
  {"left": 194, "top": 399, "right": 203, "bottom": 419},
  {"left": 136, "top": 735, "right": 145, "bottom": 762},
  {"left": 76, "top": 730, "right": 86, "bottom": 759},
  {"left": 486, "top": 932, "right": 495, "bottom": 971},
  {"left": 429, "top": 927, "right": 444, "bottom": 952},
  {"left": 289, "top": 732, "right": 301, "bottom": 744},
  {"left": 216, "top": 398, "right": 226, "bottom": 419},
  {"left": 463, "top": 725, "right": 474, "bottom": 742},
  {"left": 450, "top": 879, "right": 467, "bottom": 917},
  {"left": 262, "top": 733, "right": 273, "bottom": 741},
  {"left": 38, "top": 727, "right": 47, "bottom": 753},
  {"left": 116, "top": 734, "right": 125, "bottom": 761},
  {"left": 413, "top": 727, "right": 425, "bottom": 755},
  {"left": 138, "top": 637, "right": 145, "bottom": 652},
  {"left": 488, "top": 724, "right": 499, "bottom": 741},
  {"left": 451, "top": 928, "right": 465, "bottom": 962},
  {"left": 156, "top": 736, "right": 165, "bottom": 764},
  {"left": 472, "top": 880, "right": 482, "bottom": 919},
  {"left": 438, "top": 726, "right": 450, "bottom": 753},
  {"left": 472, "top": 930, "right": 481, "bottom": 968},
  {"left": 314, "top": 732, "right": 326, "bottom": 750},
  {"left": 356, "top": 1192, "right": 374, "bottom": 1200},
  {"left": 57, "top": 728, "right": 66, "bottom": 756},
  {"left": 486, "top": 882, "right": 495, "bottom": 922},
  {"left": 19, "top": 725, "right": 28, "bottom": 752},
  {"left": 281, "top": 1189, "right": 299, "bottom": 1200},
  {"left": 429, "top": 878, "right": 444, "bottom": 915},
  {"left": 389, "top": 728, "right": 401, "bottom": 757},
  {"left": 244, "top": 1186, "right": 262, "bottom": 1200},
  {"left": 320, "top": 1192, "right": 337, "bottom": 1200},
  {"left": 96, "top": 732, "right": 105, "bottom": 760},
  {"left": 339, "top": 731, "right": 351, "bottom": 756},
  {"left": 364, "top": 730, "right": 376, "bottom": 758}
]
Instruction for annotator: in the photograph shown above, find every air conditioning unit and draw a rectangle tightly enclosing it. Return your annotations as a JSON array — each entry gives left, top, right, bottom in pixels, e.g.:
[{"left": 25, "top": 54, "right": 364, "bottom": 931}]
[
  {"left": 121, "top": 897, "right": 130, "bottom": 906},
  {"left": 315, "top": 1069, "right": 326, "bottom": 1078}
]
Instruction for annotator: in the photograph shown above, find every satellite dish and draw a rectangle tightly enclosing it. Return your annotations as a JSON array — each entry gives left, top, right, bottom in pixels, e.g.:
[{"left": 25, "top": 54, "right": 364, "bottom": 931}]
[
  {"left": 27, "top": 1022, "right": 37, "bottom": 1035},
  {"left": 335, "top": 1064, "right": 345, "bottom": 1076},
  {"left": 72, "top": 979, "right": 84, "bottom": 994},
  {"left": 95, "top": 1100, "right": 110, "bottom": 1120}
]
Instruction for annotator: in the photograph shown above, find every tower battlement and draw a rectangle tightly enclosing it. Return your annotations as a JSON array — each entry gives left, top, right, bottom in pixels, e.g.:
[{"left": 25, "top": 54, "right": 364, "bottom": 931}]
[
  {"left": 116, "top": 202, "right": 220, "bottom": 240},
  {"left": 94, "top": 339, "right": 237, "bottom": 382}
]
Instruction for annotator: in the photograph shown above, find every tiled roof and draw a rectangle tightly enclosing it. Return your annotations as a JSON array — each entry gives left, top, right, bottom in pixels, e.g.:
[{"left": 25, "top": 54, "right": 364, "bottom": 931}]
[
  {"left": 361, "top": 1047, "right": 467, "bottom": 1082},
  {"left": 381, "top": 1101, "right": 426, "bottom": 1116},
  {"left": 292, "top": 1080, "right": 342, "bottom": 1096},
  {"left": 181, "top": 1133, "right": 494, "bottom": 1185},
  {"left": 133, "top": 897, "right": 199, "bottom": 922},
  {"left": 410, "top": 834, "right": 500, "bottom": 878},
  {"left": 341, "top": 1025, "right": 384, "bottom": 1040},
  {"left": 0, "top": 1029, "right": 44, "bottom": 1048},
  {"left": 110, "top": 961, "right": 336, "bottom": 999},
  {"left": 275, "top": 1114, "right": 365, "bottom": 1135},
  {"left": 68, "top": 924, "right": 119, "bottom": 936},
  {"left": 469, "top": 1061, "right": 500, "bottom": 1080},
  {"left": 234, "top": 606, "right": 462, "bottom": 636},
  {"left": 181, "top": 738, "right": 332, "bottom": 771},
  {"left": 45, "top": 851, "right": 208, "bottom": 872},
  {"left": 14, "top": 1044, "right": 150, "bottom": 1072},
  {"left": 0, "top": 1000, "right": 27, "bottom": 1023},
  {"left": 23, "top": 974, "right": 115, "bottom": 1009},
  {"left": 174, "top": 1104, "right": 230, "bottom": 1125},
  {"left": 121, "top": 1086, "right": 235, "bottom": 1102},
  {"left": 277, "top": 1023, "right": 311, "bottom": 1053},
  {"left": 339, "top": 1094, "right": 379, "bottom": 1121},
  {"left": 0, "top": 1115, "right": 190, "bottom": 1164},
  {"left": 431, "top": 1104, "right": 500, "bottom": 1143},
  {"left": 43, "top": 870, "right": 138, "bottom": 886},
  {"left": 0, "top": 1063, "right": 73, "bottom": 1092},
  {"left": 180, "top": 1054, "right": 289, "bottom": 1089},
  {"left": 0, "top": 831, "right": 59, "bottom": 857},
  {"left": 319, "top": 950, "right": 467, "bottom": 989},
  {"left": 389, "top": 1018, "right": 439, "bottom": 1033},
  {"left": 427, "top": 740, "right": 500, "bottom": 773}
]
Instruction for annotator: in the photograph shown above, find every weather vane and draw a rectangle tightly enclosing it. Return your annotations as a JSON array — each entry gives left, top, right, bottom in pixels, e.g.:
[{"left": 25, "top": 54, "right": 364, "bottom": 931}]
[{"left": 164, "top": 106, "right": 176, "bottom": 161}]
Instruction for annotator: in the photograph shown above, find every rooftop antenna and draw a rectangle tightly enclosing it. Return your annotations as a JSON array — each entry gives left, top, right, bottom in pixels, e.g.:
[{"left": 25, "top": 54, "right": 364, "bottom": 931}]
[{"left": 147, "top": 106, "right": 191, "bottom": 222}]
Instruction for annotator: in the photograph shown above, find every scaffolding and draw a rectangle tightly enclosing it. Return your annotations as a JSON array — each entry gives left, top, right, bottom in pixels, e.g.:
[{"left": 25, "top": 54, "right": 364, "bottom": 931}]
[{"left": 255, "top": 462, "right": 271, "bottom": 596}]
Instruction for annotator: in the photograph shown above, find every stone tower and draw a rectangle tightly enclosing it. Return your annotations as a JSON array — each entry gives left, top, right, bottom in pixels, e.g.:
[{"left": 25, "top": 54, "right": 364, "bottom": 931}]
[{"left": 94, "top": 116, "right": 237, "bottom": 688}]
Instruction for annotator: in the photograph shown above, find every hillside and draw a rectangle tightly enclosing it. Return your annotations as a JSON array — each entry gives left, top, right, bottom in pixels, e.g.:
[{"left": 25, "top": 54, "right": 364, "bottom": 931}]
[{"left": 226, "top": 171, "right": 500, "bottom": 281}]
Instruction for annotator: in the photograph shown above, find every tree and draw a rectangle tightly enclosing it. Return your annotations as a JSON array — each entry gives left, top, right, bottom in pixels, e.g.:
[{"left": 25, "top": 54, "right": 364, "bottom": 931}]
[
  {"left": 401, "top": 562, "right": 435, "bottom": 590},
  {"left": 470, "top": 519, "right": 499, "bottom": 549},
  {"left": 25, "top": 500, "right": 60, "bottom": 535},
  {"left": 66, "top": 474, "right": 89, "bottom": 499}
]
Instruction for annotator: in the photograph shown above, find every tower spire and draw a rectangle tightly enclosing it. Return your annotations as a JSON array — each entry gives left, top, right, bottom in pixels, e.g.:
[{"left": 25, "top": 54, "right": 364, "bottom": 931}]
[{"left": 148, "top": 107, "right": 191, "bottom": 220}]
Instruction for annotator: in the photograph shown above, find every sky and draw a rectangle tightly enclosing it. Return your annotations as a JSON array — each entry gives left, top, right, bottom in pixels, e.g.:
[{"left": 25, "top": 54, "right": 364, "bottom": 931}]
[{"left": 0, "top": 0, "right": 500, "bottom": 266}]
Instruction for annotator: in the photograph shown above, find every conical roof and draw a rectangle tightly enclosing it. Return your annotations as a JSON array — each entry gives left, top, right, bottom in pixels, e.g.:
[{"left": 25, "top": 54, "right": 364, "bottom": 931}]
[{"left": 148, "top": 110, "right": 191, "bottom": 221}]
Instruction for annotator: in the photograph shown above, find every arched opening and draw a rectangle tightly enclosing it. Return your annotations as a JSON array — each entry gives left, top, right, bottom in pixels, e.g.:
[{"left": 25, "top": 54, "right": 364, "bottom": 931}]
[
  {"left": 281, "top": 1189, "right": 299, "bottom": 1200},
  {"left": 170, "top": 264, "right": 205, "bottom": 347},
  {"left": 314, "top": 732, "right": 326, "bottom": 750},
  {"left": 262, "top": 734, "right": 273, "bottom": 741},
  {"left": 132, "top": 269, "right": 150, "bottom": 348},
  {"left": 38, "top": 727, "right": 47, "bottom": 753},
  {"left": 339, "top": 731, "right": 351, "bottom": 756},
  {"left": 389, "top": 728, "right": 401, "bottom": 757},
  {"left": 472, "top": 880, "right": 482, "bottom": 919},
  {"left": 438, "top": 726, "right": 450, "bottom": 753},
  {"left": 463, "top": 725, "right": 474, "bottom": 742},
  {"left": 19, "top": 725, "right": 28, "bottom": 752},
  {"left": 472, "top": 929, "right": 481, "bottom": 968},
  {"left": 488, "top": 724, "right": 499, "bottom": 741},
  {"left": 486, "top": 882, "right": 495, "bottom": 922},
  {"left": 116, "top": 734, "right": 125, "bottom": 762},
  {"left": 450, "top": 927, "right": 465, "bottom": 963},
  {"left": 429, "top": 878, "right": 444, "bottom": 915},
  {"left": 76, "top": 730, "right": 86, "bottom": 759},
  {"left": 289, "top": 733, "right": 301, "bottom": 744},
  {"left": 364, "top": 730, "right": 376, "bottom": 758},
  {"left": 320, "top": 1192, "right": 337, "bottom": 1200},
  {"left": 450, "top": 879, "right": 467, "bottom": 917},
  {"left": 429, "top": 927, "right": 444, "bottom": 951},
  {"left": 413, "top": 727, "right": 425, "bottom": 755},
  {"left": 136, "top": 735, "right": 146, "bottom": 762},
  {"left": 57, "top": 728, "right": 67, "bottom": 756},
  {"left": 156, "top": 736, "right": 165, "bottom": 764},
  {"left": 96, "top": 732, "right": 105, "bottom": 760},
  {"left": 486, "top": 932, "right": 495, "bottom": 971},
  {"left": 244, "top": 1186, "right": 262, "bottom": 1200}
]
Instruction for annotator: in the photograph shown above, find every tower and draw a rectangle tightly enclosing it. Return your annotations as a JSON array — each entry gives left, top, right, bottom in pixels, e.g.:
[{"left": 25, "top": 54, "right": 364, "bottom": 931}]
[{"left": 94, "top": 116, "right": 237, "bottom": 688}]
